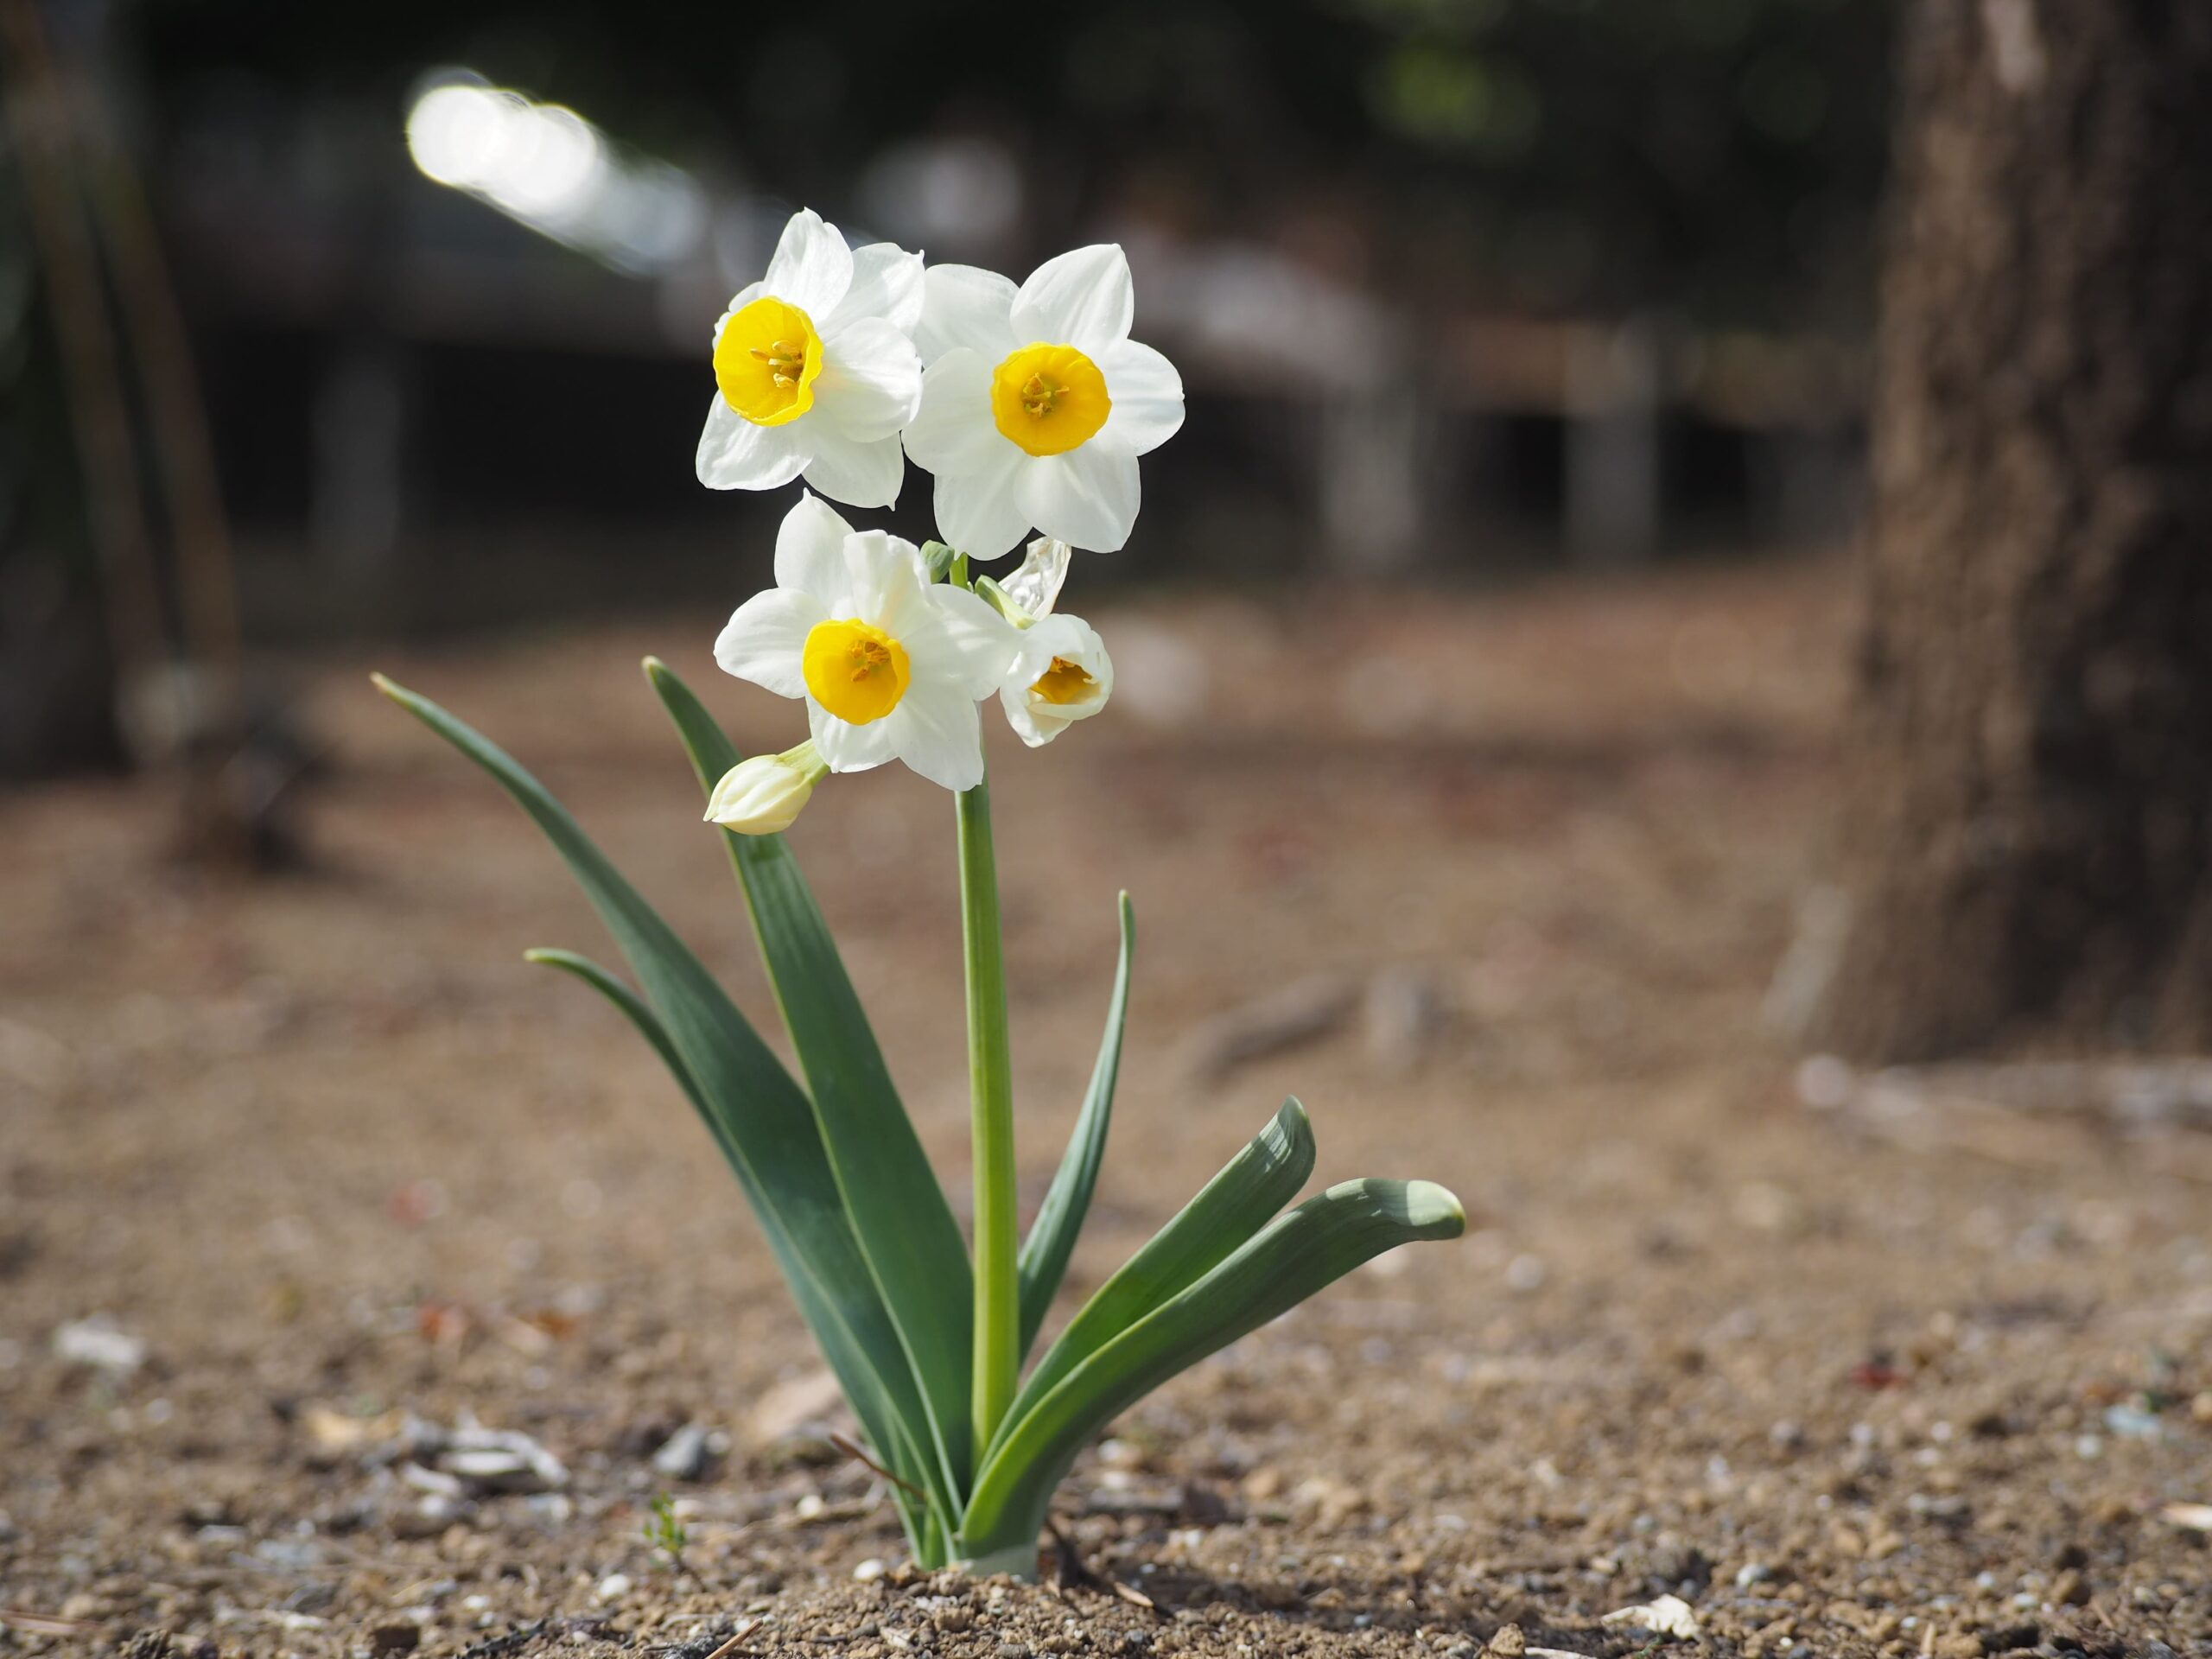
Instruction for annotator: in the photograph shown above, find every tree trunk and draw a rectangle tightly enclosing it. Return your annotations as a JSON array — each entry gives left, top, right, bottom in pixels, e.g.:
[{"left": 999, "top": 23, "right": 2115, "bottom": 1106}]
[{"left": 1807, "top": 0, "right": 2212, "bottom": 1060}]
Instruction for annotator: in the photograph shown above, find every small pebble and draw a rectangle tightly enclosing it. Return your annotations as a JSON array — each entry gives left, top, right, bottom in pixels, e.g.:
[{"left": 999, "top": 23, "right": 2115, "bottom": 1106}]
[
  {"left": 594, "top": 1574, "right": 631, "bottom": 1602},
  {"left": 854, "top": 1558, "right": 887, "bottom": 1582},
  {"left": 651, "top": 1422, "right": 716, "bottom": 1480},
  {"left": 1504, "top": 1255, "right": 1548, "bottom": 1294}
]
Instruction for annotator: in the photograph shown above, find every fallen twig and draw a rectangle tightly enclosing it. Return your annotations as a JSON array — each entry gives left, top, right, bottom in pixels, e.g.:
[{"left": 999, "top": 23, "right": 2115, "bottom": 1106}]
[
  {"left": 1046, "top": 1517, "right": 1157, "bottom": 1612},
  {"left": 829, "top": 1430, "right": 927, "bottom": 1500},
  {"left": 0, "top": 1609, "right": 95, "bottom": 1637}
]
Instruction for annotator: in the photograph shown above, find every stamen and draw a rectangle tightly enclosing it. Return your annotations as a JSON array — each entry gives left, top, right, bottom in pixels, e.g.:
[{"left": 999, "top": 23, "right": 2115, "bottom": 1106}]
[
  {"left": 1021, "top": 372, "right": 1059, "bottom": 418},
  {"left": 1033, "top": 656, "right": 1096, "bottom": 705},
  {"left": 750, "top": 338, "right": 809, "bottom": 387}
]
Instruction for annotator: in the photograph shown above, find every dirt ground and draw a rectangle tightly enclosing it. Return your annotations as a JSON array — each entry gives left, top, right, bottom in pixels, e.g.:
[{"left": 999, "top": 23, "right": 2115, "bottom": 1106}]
[{"left": 4, "top": 560, "right": 2209, "bottom": 1659}]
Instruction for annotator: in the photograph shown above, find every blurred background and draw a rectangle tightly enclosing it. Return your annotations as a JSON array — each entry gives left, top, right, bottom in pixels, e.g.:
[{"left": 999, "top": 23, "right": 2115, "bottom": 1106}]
[
  {"left": 11, "top": 3, "right": 2212, "bottom": 1652},
  {"left": 3, "top": 0, "right": 1889, "bottom": 777}
]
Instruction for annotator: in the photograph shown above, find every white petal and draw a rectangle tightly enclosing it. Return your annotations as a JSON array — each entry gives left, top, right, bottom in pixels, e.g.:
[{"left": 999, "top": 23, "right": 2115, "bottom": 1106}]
[
  {"left": 839, "top": 528, "right": 930, "bottom": 631},
  {"left": 925, "top": 583, "right": 1020, "bottom": 698},
  {"left": 715, "top": 588, "right": 823, "bottom": 698},
  {"left": 1017, "top": 446, "right": 1140, "bottom": 552},
  {"left": 933, "top": 447, "right": 1034, "bottom": 561},
  {"left": 774, "top": 493, "right": 858, "bottom": 598},
  {"left": 883, "top": 677, "right": 985, "bottom": 792},
  {"left": 814, "top": 316, "right": 923, "bottom": 442},
  {"left": 900, "top": 350, "right": 999, "bottom": 474},
  {"left": 1011, "top": 245, "right": 1133, "bottom": 357},
  {"left": 1000, "top": 537, "right": 1071, "bottom": 620},
  {"left": 1000, "top": 681, "right": 1059, "bottom": 747},
  {"left": 764, "top": 208, "right": 853, "bottom": 316},
  {"left": 697, "top": 397, "right": 811, "bottom": 491},
  {"left": 917, "top": 264, "right": 1019, "bottom": 365},
  {"left": 1020, "top": 613, "right": 1111, "bottom": 682},
  {"left": 833, "top": 242, "right": 925, "bottom": 334},
  {"left": 1096, "top": 339, "right": 1185, "bottom": 457},
  {"left": 809, "top": 698, "right": 899, "bottom": 773},
  {"left": 802, "top": 427, "right": 907, "bottom": 511}
]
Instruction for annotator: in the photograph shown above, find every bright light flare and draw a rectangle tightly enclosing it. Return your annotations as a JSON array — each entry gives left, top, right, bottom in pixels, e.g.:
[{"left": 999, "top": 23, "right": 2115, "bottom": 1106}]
[{"left": 405, "top": 72, "right": 703, "bottom": 274}]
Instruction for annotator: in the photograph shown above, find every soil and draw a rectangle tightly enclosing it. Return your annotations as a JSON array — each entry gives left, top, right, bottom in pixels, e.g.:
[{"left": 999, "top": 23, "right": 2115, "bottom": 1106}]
[{"left": 3, "top": 560, "right": 2209, "bottom": 1659}]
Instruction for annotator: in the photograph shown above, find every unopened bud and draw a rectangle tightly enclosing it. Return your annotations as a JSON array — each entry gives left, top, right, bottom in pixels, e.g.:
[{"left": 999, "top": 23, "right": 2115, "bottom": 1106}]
[{"left": 704, "top": 741, "right": 826, "bottom": 835}]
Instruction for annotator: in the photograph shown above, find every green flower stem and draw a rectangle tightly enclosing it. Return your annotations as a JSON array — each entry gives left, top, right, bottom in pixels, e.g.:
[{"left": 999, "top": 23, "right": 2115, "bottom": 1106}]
[{"left": 958, "top": 769, "right": 1020, "bottom": 1473}]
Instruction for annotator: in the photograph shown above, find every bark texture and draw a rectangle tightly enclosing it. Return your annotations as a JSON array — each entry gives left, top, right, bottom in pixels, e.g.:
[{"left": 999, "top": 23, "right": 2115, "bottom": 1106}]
[{"left": 1810, "top": 0, "right": 2212, "bottom": 1058}]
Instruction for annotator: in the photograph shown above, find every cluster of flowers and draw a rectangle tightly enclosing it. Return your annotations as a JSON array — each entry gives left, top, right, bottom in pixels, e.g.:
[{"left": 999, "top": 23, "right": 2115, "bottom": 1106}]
[{"left": 696, "top": 209, "right": 1182, "bottom": 825}]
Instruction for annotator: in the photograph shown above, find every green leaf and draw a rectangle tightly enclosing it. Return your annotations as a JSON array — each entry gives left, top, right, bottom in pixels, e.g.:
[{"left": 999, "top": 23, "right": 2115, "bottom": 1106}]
[
  {"left": 960, "top": 1174, "right": 1465, "bottom": 1559},
  {"left": 644, "top": 657, "right": 976, "bottom": 1497},
  {"left": 1016, "top": 893, "right": 1135, "bottom": 1358},
  {"left": 998, "top": 1097, "right": 1313, "bottom": 1459},
  {"left": 524, "top": 949, "right": 700, "bottom": 1100},
  {"left": 523, "top": 946, "right": 938, "bottom": 1554},
  {"left": 373, "top": 675, "right": 951, "bottom": 1531}
]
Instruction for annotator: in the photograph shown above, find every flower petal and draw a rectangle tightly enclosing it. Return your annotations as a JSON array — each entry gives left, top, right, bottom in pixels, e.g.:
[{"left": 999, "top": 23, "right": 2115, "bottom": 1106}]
[
  {"left": 1016, "top": 446, "right": 1140, "bottom": 552},
  {"left": 1096, "top": 339, "right": 1185, "bottom": 457},
  {"left": 883, "top": 676, "right": 985, "bottom": 791},
  {"left": 999, "top": 537, "right": 1071, "bottom": 620},
  {"left": 802, "top": 427, "right": 907, "bottom": 511},
  {"left": 809, "top": 698, "right": 899, "bottom": 773},
  {"left": 815, "top": 316, "right": 923, "bottom": 442},
  {"left": 715, "top": 587, "right": 824, "bottom": 698},
  {"left": 925, "top": 582, "right": 1020, "bottom": 698},
  {"left": 917, "top": 264, "right": 1019, "bottom": 365},
  {"left": 1011, "top": 245, "right": 1133, "bottom": 357},
  {"left": 774, "top": 493, "right": 858, "bottom": 599},
  {"left": 840, "top": 528, "right": 931, "bottom": 631},
  {"left": 1000, "top": 680, "right": 1054, "bottom": 747},
  {"left": 900, "top": 350, "right": 999, "bottom": 474},
  {"left": 764, "top": 207, "right": 853, "bottom": 316},
  {"left": 833, "top": 242, "right": 925, "bottom": 334},
  {"left": 933, "top": 446, "right": 1034, "bottom": 561},
  {"left": 697, "top": 397, "right": 812, "bottom": 491}
]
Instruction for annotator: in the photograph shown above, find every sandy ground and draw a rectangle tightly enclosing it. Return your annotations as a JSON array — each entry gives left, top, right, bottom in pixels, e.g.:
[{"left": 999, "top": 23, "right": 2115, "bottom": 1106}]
[{"left": 3, "top": 560, "right": 2209, "bottom": 1659}]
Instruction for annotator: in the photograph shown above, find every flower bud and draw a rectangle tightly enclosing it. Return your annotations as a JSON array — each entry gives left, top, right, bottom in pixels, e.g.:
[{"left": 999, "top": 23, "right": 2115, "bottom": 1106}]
[{"left": 704, "top": 742, "right": 826, "bottom": 835}]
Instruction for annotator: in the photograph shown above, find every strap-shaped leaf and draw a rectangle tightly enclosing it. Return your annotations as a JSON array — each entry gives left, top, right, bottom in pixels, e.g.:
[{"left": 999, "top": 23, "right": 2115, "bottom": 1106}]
[
  {"left": 960, "top": 1176, "right": 1465, "bottom": 1560},
  {"left": 522, "top": 943, "right": 937, "bottom": 1550},
  {"left": 1016, "top": 893, "right": 1135, "bottom": 1357},
  {"left": 994, "top": 1097, "right": 1313, "bottom": 1463},
  {"left": 374, "top": 676, "right": 950, "bottom": 1528},
  {"left": 644, "top": 657, "right": 975, "bottom": 1496}
]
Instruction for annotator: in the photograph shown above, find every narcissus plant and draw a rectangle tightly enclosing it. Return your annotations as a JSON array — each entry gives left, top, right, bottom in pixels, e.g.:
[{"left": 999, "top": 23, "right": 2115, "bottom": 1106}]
[{"left": 379, "top": 211, "right": 1462, "bottom": 1580}]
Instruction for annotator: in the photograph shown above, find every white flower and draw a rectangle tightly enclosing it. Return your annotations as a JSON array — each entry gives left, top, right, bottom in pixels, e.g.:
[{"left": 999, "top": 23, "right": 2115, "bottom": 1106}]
[
  {"left": 901, "top": 246, "right": 1184, "bottom": 558},
  {"left": 715, "top": 495, "right": 1016, "bottom": 792},
  {"left": 704, "top": 741, "right": 826, "bottom": 836},
  {"left": 1000, "top": 613, "right": 1112, "bottom": 748},
  {"left": 696, "top": 209, "right": 924, "bottom": 510}
]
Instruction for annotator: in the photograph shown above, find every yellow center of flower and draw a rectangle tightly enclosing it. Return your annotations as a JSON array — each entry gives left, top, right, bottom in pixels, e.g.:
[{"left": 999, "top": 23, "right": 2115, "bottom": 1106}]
[
  {"left": 1031, "top": 656, "right": 1097, "bottom": 705},
  {"left": 990, "top": 343, "right": 1111, "bottom": 457},
  {"left": 714, "top": 296, "right": 824, "bottom": 427},
  {"left": 802, "top": 619, "right": 911, "bottom": 725}
]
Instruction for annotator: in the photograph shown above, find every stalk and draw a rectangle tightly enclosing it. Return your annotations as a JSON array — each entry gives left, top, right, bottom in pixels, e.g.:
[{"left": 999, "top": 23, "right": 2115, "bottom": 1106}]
[{"left": 958, "top": 770, "right": 1020, "bottom": 1471}]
